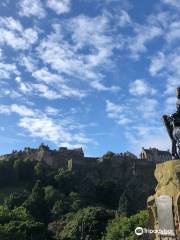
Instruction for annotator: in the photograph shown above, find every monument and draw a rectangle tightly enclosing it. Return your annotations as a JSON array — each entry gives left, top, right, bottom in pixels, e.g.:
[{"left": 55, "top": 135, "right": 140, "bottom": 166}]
[
  {"left": 162, "top": 87, "right": 180, "bottom": 159},
  {"left": 146, "top": 88, "right": 180, "bottom": 240}
]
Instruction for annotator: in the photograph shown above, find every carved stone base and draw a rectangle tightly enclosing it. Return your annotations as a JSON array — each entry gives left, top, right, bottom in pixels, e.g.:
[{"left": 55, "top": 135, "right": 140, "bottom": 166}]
[{"left": 147, "top": 160, "right": 180, "bottom": 240}]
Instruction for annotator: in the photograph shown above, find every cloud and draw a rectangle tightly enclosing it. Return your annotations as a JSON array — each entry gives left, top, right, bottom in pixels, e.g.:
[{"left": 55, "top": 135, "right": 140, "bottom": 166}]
[
  {"left": 0, "top": 17, "right": 38, "bottom": 50},
  {"left": 37, "top": 14, "right": 120, "bottom": 92},
  {"left": 32, "top": 68, "right": 64, "bottom": 84},
  {"left": 47, "top": 0, "right": 71, "bottom": 15},
  {"left": 149, "top": 52, "right": 165, "bottom": 76},
  {"left": 19, "top": 116, "right": 72, "bottom": 143},
  {"left": 165, "top": 77, "right": 180, "bottom": 95},
  {"left": 166, "top": 20, "right": 180, "bottom": 43},
  {"left": 129, "top": 79, "right": 156, "bottom": 96},
  {"left": 45, "top": 106, "right": 59, "bottom": 115},
  {"left": 149, "top": 49, "right": 180, "bottom": 96},
  {"left": 128, "top": 24, "right": 163, "bottom": 59},
  {"left": 105, "top": 9, "right": 131, "bottom": 28},
  {"left": 117, "top": 10, "right": 131, "bottom": 27},
  {"left": 137, "top": 98, "right": 158, "bottom": 118},
  {"left": 165, "top": 96, "right": 176, "bottom": 113},
  {"left": 18, "top": 81, "right": 86, "bottom": 100},
  {"left": 125, "top": 126, "right": 171, "bottom": 155},
  {"left": 19, "top": 55, "right": 38, "bottom": 72},
  {"left": 106, "top": 100, "right": 132, "bottom": 125},
  {"left": 0, "top": 103, "right": 93, "bottom": 147},
  {"left": 90, "top": 80, "right": 120, "bottom": 92},
  {"left": 161, "top": 0, "right": 180, "bottom": 8},
  {"left": 0, "top": 62, "right": 20, "bottom": 80},
  {"left": 0, "top": 104, "right": 35, "bottom": 116},
  {"left": 18, "top": 0, "right": 46, "bottom": 18}
]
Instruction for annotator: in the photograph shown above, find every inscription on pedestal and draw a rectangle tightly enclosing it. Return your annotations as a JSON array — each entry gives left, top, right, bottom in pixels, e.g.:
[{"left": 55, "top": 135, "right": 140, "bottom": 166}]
[{"left": 155, "top": 195, "right": 175, "bottom": 237}]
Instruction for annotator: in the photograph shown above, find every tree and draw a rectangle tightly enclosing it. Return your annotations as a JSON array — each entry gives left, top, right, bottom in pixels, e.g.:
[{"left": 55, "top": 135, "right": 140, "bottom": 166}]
[
  {"left": 0, "top": 206, "right": 47, "bottom": 240},
  {"left": 34, "top": 162, "right": 47, "bottom": 181},
  {"left": 118, "top": 192, "right": 129, "bottom": 216},
  {"left": 54, "top": 169, "right": 73, "bottom": 194},
  {"left": 103, "top": 210, "right": 148, "bottom": 240},
  {"left": 4, "top": 190, "right": 29, "bottom": 210},
  {"left": 69, "top": 192, "right": 83, "bottom": 212},
  {"left": 51, "top": 198, "right": 70, "bottom": 220},
  {"left": 23, "top": 180, "right": 49, "bottom": 223},
  {"left": 53, "top": 207, "right": 112, "bottom": 240},
  {"left": 44, "top": 185, "right": 61, "bottom": 209}
]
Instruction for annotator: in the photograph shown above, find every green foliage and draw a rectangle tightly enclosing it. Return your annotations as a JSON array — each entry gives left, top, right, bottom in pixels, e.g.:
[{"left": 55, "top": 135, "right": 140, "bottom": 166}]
[
  {"left": 103, "top": 210, "right": 148, "bottom": 240},
  {"left": 23, "top": 180, "right": 49, "bottom": 222},
  {"left": 0, "top": 206, "right": 46, "bottom": 240},
  {"left": 103, "top": 151, "right": 115, "bottom": 160},
  {"left": 51, "top": 192, "right": 83, "bottom": 220},
  {"left": 69, "top": 192, "right": 83, "bottom": 212},
  {"left": 52, "top": 207, "right": 112, "bottom": 240},
  {"left": 4, "top": 190, "right": 29, "bottom": 210},
  {"left": 34, "top": 162, "right": 47, "bottom": 181},
  {"left": 118, "top": 193, "right": 129, "bottom": 216},
  {"left": 0, "top": 153, "right": 155, "bottom": 240},
  {"left": 51, "top": 198, "right": 70, "bottom": 220},
  {"left": 54, "top": 169, "right": 73, "bottom": 194},
  {"left": 44, "top": 185, "right": 61, "bottom": 208}
]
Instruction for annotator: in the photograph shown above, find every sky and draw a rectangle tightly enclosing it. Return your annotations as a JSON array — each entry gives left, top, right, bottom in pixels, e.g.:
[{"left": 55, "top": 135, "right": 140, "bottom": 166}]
[{"left": 0, "top": 0, "right": 179, "bottom": 157}]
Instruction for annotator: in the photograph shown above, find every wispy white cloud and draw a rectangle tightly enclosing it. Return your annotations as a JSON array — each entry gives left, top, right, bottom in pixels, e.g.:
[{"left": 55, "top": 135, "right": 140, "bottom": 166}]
[
  {"left": 18, "top": 81, "right": 86, "bottom": 100},
  {"left": 37, "top": 14, "right": 120, "bottom": 92},
  {"left": 0, "top": 62, "right": 20, "bottom": 80},
  {"left": 149, "top": 49, "right": 180, "bottom": 96},
  {"left": 125, "top": 126, "right": 171, "bottom": 154},
  {"left": 19, "top": 55, "right": 38, "bottom": 72},
  {"left": 166, "top": 20, "right": 180, "bottom": 43},
  {"left": 45, "top": 106, "right": 60, "bottom": 116},
  {"left": 128, "top": 24, "right": 163, "bottom": 59},
  {"left": 47, "top": 0, "right": 71, "bottom": 15},
  {"left": 136, "top": 98, "right": 158, "bottom": 118},
  {"left": 116, "top": 10, "right": 131, "bottom": 27},
  {"left": 161, "top": 0, "right": 180, "bottom": 8},
  {"left": 149, "top": 52, "right": 165, "bottom": 76},
  {"left": 0, "top": 103, "right": 93, "bottom": 147},
  {"left": 32, "top": 68, "right": 64, "bottom": 84},
  {"left": 129, "top": 79, "right": 156, "bottom": 96},
  {"left": 106, "top": 100, "right": 132, "bottom": 125},
  {"left": 18, "top": 0, "right": 46, "bottom": 18},
  {"left": 0, "top": 17, "right": 38, "bottom": 50},
  {"left": 0, "top": 104, "right": 35, "bottom": 116}
]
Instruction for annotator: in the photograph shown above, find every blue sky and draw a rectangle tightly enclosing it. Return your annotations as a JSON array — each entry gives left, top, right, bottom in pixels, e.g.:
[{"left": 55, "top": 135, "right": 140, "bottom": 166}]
[{"left": 0, "top": 0, "right": 179, "bottom": 157}]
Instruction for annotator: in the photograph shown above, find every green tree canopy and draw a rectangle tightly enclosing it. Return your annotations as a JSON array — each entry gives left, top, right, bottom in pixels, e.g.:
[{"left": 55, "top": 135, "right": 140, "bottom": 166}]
[
  {"left": 0, "top": 206, "right": 46, "bottom": 240},
  {"left": 103, "top": 210, "right": 148, "bottom": 240},
  {"left": 52, "top": 207, "right": 112, "bottom": 240}
]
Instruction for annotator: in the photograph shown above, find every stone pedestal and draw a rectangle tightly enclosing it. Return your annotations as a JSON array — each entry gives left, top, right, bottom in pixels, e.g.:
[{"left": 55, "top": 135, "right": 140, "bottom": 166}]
[{"left": 147, "top": 160, "right": 180, "bottom": 240}]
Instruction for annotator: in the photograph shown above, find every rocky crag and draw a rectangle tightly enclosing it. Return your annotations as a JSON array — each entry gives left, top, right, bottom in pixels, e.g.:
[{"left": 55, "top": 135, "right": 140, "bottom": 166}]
[
  {"left": 147, "top": 160, "right": 180, "bottom": 240},
  {"left": 0, "top": 145, "right": 157, "bottom": 214}
]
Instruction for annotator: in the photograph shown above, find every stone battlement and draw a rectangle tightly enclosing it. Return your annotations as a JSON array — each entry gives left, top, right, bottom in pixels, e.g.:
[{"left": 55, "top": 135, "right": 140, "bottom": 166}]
[{"left": 0, "top": 144, "right": 97, "bottom": 169}]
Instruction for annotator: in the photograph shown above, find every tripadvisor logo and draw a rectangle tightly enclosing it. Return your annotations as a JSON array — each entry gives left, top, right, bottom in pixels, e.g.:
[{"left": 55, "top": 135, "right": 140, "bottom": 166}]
[
  {"left": 135, "top": 227, "right": 143, "bottom": 236},
  {"left": 135, "top": 227, "right": 175, "bottom": 236}
]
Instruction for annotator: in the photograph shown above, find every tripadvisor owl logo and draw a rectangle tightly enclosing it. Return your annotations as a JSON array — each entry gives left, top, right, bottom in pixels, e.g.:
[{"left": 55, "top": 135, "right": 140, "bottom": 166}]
[{"left": 135, "top": 227, "right": 143, "bottom": 236}]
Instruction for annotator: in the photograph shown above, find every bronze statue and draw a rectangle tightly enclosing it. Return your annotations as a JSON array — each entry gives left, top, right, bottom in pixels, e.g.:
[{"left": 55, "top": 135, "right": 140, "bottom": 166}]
[{"left": 163, "top": 87, "right": 180, "bottom": 159}]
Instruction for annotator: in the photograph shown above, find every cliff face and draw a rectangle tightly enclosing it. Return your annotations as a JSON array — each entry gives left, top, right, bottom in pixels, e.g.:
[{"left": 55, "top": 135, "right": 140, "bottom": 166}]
[
  {"left": 72, "top": 153, "right": 157, "bottom": 214},
  {"left": 147, "top": 160, "right": 180, "bottom": 239},
  {"left": 0, "top": 146, "right": 157, "bottom": 214}
]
